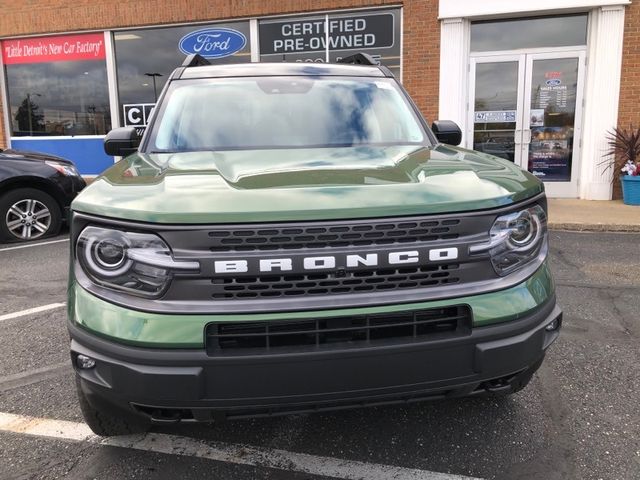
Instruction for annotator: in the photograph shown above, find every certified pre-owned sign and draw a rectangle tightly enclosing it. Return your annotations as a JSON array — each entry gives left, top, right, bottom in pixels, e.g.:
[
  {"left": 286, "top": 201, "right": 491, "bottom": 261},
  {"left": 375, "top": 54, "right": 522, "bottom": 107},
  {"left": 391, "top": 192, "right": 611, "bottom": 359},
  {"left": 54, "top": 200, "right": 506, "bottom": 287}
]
[
  {"left": 179, "top": 28, "right": 246, "bottom": 59},
  {"left": 259, "top": 13, "right": 394, "bottom": 55}
]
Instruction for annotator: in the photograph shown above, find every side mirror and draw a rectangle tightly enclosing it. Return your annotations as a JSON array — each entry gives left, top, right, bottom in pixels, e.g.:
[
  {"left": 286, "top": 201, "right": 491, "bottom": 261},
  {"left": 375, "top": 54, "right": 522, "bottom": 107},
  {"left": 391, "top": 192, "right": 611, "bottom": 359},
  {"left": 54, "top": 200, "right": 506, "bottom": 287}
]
[
  {"left": 431, "top": 120, "right": 462, "bottom": 146},
  {"left": 104, "top": 127, "right": 140, "bottom": 157}
]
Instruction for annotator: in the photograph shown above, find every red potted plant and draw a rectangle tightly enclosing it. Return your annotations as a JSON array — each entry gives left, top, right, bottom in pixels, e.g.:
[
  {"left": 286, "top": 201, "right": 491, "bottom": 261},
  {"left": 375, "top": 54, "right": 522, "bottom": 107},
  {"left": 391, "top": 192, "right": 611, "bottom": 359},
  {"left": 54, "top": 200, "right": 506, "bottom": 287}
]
[{"left": 605, "top": 126, "right": 640, "bottom": 205}]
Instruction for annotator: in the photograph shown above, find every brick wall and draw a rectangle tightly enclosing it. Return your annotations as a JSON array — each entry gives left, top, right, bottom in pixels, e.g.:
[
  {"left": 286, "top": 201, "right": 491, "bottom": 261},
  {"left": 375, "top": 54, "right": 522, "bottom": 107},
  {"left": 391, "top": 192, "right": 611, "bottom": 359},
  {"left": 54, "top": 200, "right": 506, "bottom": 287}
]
[
  {"left": 395, "top": 0, "right": 440, "bottom": 122},
  {"left": 0, "top": 0, "right": 441, "bottom": 149},
  {"left": 618, "top": 2, "right": 639, "bottom": 129},
  {"left": 614, "top": 2, "right": 640, "bottom": 199},
  {"left": 0, "top": 98, "right": 5, "bottom": 149}
]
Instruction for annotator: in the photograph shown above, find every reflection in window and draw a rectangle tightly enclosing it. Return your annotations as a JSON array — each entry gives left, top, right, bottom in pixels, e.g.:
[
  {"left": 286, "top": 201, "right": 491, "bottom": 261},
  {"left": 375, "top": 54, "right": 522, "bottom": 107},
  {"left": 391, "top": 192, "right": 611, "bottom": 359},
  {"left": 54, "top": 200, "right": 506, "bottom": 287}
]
[
  {"left": 114, "top": 21, "right": 251, "bottom": 126},
  {"left": 151, "top": 78, "right": 425, "bottom": 151},
  {"left": 6, "top": 61, "right": 111, "bottom": 136},
  {"left": 471, "top": 15, "right": 588, "bottom": 52}
]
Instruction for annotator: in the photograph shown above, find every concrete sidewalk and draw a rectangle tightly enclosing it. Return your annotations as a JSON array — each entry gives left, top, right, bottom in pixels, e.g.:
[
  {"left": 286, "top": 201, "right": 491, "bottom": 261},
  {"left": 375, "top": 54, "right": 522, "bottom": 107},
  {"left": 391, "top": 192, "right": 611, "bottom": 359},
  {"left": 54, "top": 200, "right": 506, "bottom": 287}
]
[{"left": 548, "top": 199, "right": 640, "bottom": 232}]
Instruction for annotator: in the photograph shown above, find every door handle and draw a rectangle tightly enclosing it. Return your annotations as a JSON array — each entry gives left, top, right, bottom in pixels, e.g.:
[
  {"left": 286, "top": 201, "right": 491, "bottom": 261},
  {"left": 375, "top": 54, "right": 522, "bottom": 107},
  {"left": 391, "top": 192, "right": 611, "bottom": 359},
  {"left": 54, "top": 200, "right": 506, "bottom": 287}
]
[
  {"left": 514, "top": 129, "right": 522, "bottom": 145},
  {"left": 523, "top": 129, "right": 531, "bottom": 144}
]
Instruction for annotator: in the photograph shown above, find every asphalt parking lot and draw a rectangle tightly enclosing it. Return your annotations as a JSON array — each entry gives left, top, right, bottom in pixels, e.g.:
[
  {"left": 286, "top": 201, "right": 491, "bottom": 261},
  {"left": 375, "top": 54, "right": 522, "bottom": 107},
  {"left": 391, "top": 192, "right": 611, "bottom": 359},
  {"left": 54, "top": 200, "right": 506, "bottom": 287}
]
[{"left": 0, "top": 230, "right": 638, "bottom": 480}]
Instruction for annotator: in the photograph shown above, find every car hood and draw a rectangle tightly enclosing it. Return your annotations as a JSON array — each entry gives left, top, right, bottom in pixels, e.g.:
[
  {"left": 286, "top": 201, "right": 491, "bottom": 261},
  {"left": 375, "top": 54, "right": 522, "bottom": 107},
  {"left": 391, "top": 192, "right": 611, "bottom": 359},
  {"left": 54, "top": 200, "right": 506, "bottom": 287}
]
[
  {"left": 0, "top": 148, "right": 76, "bottom": 165},
  {"left": 72, "top": 145, "right": 543, "bottom": 223}
]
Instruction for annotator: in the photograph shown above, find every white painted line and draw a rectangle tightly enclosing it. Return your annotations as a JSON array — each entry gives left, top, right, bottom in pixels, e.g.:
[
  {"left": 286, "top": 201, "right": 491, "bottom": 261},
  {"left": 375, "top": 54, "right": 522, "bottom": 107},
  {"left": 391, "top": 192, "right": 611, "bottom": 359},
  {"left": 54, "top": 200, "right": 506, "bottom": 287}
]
[
  {"left": 0, "top": 411, "right": 482, "bottom": 480},
  {"left": 0, "top": 238, "right": 69, "bottom": 252},
  {"left": 0, "top": 412, "right": 95, "bottom": 442},
  {"left": 0, "top": 303, "right": 66, "bottom": 323}
]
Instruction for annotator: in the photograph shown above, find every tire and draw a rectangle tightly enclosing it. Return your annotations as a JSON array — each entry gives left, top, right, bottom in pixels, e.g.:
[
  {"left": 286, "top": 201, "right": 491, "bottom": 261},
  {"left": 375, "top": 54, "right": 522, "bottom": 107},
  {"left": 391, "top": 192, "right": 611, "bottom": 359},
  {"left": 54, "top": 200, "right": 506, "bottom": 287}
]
[
  {"left": 75, "top": 376, "right": 150, "bottom": 437},
  {"left": 0, "top": 188, "right": 62, "bottom": 242}
]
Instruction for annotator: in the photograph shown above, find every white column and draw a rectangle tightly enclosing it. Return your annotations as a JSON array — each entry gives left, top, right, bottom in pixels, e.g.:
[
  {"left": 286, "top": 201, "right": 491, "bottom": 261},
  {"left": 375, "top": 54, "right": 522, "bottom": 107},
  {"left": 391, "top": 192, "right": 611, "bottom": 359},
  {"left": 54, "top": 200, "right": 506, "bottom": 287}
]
[
  {"left": 438, "top": 18, "right": 470, "bottom": 145},
  {"left": 580, "top": 5, "right": 627, "bottom": 200},
  {"left": 104, "top": 31, "right": 120, "bottom": 132},
  {"left": 0, "top": 47, "right": 12, "bottom": 148}
]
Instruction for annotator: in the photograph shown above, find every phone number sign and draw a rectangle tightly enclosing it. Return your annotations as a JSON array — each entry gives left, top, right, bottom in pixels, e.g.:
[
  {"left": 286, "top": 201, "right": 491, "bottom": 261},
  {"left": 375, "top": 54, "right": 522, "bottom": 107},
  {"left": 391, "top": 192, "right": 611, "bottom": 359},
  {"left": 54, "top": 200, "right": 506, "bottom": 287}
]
[{"left": 474, "top": 111, "right": 517, "bottom": 123}]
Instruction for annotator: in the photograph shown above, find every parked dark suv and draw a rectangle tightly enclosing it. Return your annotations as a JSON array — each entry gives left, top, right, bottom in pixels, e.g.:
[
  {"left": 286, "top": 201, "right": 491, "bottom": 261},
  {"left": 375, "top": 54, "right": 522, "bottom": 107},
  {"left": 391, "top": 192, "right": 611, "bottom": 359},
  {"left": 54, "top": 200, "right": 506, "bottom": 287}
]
[{"left": 0, "top": 149, "right": 86, "bottom": 242}]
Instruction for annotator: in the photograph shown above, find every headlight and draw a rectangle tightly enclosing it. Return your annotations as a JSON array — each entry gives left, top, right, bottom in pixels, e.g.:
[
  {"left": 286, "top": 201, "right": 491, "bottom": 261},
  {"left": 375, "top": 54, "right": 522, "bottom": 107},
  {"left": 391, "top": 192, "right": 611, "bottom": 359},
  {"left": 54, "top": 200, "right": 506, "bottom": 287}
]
[
  {"left": 46, "top": 160, "right": 80, "bottom": 176},
  {"left": 76, "top": 226, "right": 199, "bottom": 298},
  {"left": 470, "top": 205, "right": 547, "bottom": 276}
]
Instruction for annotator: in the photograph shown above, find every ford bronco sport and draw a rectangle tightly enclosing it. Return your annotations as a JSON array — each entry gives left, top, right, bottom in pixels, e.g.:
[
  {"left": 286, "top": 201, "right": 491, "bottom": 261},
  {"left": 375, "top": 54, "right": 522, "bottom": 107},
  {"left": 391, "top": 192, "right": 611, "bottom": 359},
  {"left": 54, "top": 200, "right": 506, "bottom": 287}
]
[{"left": 68, "top": 53, "right": 561, "bottom": 436}]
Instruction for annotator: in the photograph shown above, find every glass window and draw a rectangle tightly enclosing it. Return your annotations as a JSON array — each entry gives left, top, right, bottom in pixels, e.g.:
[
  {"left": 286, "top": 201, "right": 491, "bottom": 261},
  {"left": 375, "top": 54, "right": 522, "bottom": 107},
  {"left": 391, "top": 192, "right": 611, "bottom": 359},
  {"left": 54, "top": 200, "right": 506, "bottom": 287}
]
[
  {"left": 471, "top": 15, "right": 588, "bottom": 52},
  {"left": 149, "top": 77, "right": 425, "bottom": 151},
  {"left": 114, "top": 21, "right": 251, "bottom": 129},
  {"left": 259, "top": 8, "right": 402, "bottom": 77},
  {"left": 2, "top": 33, "right": 111, "bottom": 136}
]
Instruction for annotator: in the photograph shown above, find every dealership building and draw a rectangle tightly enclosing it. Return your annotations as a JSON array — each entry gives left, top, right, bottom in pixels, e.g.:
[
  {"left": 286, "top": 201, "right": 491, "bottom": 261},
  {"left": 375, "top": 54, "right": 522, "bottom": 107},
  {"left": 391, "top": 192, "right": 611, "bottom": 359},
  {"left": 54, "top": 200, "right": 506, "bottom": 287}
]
[{"left": 0, "top": 0, "right": 637, "bottom": 199}]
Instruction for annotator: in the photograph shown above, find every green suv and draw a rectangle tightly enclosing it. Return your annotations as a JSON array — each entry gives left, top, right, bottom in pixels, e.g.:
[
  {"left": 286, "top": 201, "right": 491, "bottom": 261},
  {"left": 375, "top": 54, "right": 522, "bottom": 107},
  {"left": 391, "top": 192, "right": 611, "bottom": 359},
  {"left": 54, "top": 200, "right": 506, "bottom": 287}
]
[{"left": 68, "top": 54, "right": 561, "bottom": 436}]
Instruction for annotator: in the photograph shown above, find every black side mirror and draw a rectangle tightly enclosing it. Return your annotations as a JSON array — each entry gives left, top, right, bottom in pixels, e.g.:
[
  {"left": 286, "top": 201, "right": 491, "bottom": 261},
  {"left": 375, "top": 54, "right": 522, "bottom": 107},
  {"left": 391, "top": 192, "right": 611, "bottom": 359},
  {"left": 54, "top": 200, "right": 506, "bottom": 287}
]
[
  {"left": 431, "top": 120, "right": 462, "bottom": 146},
  {"left": 104, "top": 127, "right": 141, "bottom": 157}
]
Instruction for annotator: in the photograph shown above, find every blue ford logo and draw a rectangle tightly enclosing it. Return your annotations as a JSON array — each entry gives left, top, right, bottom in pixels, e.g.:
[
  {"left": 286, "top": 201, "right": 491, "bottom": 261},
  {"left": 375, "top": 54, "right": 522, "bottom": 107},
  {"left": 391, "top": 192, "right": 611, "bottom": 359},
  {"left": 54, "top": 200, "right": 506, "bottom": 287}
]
[
  {"left": 545, "top": 79, "right": 562, "bottom": 86},
  {"left": 179, "top": 28, "right": 246, "bottom": 59}
]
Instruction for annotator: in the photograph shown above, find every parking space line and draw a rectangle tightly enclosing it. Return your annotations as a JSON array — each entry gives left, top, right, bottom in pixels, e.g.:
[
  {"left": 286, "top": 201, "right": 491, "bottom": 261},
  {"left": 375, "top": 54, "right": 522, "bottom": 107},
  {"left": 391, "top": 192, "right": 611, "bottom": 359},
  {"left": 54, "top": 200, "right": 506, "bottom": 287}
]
[
  {"left": 0, "top": 411, "right": 482, "bottom": 480},
  {"left": 0, "top": 362, "right": 70, "bottom": 393},
  {"left": 0, "top": 238, "right": 69, "bottom": 252},
  {"left": 0, "top": 303, "right": 66, "bottom": 323}
]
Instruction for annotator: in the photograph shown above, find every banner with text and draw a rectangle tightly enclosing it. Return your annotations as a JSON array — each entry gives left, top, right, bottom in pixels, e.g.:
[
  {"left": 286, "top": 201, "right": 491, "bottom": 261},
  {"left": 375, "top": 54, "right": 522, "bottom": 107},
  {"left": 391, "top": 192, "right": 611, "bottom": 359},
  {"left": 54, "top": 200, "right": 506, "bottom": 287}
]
[{"left": 2, "top": 33, "right": 106, "bottom": 65}]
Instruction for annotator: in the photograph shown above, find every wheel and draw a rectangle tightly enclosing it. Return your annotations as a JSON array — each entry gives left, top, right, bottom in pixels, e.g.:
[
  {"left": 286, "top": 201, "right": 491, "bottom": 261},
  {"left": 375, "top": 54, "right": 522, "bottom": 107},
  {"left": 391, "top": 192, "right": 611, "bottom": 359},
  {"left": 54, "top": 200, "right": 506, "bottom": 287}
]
[
  {"left": 0, "top": 188, "right": 62, "bottom": 242},
  {"left": 75, "top": 376, "right": 150, "bottom": 437}
]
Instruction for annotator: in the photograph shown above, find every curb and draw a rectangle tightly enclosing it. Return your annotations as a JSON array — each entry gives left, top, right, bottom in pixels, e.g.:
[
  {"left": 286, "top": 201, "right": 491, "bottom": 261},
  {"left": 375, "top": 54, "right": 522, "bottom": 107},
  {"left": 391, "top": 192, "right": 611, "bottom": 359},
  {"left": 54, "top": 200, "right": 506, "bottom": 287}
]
[{"left": 548, "top": 222, "right": 640, "bottom": 233}]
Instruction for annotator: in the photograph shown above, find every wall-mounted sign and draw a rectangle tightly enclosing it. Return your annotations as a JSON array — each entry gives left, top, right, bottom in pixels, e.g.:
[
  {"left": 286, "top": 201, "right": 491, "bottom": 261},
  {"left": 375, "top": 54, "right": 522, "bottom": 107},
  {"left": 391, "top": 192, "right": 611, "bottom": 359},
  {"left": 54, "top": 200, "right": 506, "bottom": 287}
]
[
  {"left": 257, "top": 9, "right": 401, "bottom": 77},
  {"left": 259, "top": 13, "right": 394, "bottom": 55},
  {"left": 179, "top": 28, "right": 246, "bottom": 59},
  {"left": 2, "top": 33, "right": 105, "bottom": 65},
  {"left": 474, "top": 110, "right": 517, "bottom": 123}
]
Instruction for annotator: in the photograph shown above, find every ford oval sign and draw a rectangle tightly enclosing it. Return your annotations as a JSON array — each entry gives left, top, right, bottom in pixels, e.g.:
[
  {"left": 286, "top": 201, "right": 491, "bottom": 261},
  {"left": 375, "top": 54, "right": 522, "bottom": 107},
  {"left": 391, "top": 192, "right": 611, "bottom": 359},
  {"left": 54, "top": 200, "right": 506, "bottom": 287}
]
[
  {"left": 545, "top": 78, "right": 562, "bottom": 86},
  {"left": 179, "top": 28, "right": 246, "bottom": 59}
]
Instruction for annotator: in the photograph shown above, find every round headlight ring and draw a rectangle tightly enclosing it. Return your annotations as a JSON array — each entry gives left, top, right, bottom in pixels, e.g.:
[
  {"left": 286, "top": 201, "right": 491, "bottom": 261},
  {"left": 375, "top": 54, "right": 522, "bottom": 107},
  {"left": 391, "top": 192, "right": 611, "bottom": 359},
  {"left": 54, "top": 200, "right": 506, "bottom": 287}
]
[
  {"left": 94, "top": 238, "right": 127, "bottom": 269},
  {"left": 506, "top": 210, "right": 542, "bottom": 251},
  {"left": 83, "top": 233, "right": 133, "bottom": 278}
]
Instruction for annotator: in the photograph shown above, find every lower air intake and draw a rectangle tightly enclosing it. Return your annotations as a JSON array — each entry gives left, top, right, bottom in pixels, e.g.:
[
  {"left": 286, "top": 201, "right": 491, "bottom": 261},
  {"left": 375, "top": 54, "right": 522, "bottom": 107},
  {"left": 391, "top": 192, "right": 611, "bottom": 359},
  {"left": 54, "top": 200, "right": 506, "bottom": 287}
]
[{"left": 205, "top": 305, "right": 471, "bottom": 356}]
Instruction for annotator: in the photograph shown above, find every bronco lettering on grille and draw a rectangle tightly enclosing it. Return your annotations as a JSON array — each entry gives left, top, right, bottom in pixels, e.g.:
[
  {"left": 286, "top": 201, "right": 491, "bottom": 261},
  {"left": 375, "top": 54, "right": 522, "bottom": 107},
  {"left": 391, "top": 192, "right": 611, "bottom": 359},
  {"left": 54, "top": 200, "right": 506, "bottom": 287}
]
[{"left": 213, "top": 248, "right": 459, "bottom": 274}]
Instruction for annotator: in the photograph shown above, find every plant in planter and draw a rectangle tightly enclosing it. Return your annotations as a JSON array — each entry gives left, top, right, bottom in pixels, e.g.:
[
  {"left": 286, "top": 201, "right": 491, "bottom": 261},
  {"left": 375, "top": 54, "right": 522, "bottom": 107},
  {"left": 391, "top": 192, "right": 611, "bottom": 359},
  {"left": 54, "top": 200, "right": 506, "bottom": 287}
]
[{"left": 603, "top": 126, "right": 640, "bottom": 205}]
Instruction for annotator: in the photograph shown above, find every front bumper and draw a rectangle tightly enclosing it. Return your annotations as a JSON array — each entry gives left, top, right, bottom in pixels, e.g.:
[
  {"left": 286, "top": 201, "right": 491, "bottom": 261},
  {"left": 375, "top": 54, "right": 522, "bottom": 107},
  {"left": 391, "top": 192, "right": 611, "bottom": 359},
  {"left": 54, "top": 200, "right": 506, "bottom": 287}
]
[{"left": 71, "top": 296, "right": 561, "bottom": 422}]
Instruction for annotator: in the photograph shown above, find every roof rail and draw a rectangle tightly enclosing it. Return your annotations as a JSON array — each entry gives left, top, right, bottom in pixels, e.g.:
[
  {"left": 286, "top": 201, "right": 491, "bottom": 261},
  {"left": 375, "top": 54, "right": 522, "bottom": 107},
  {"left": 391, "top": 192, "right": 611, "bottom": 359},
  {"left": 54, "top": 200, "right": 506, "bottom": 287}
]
[
  {"left": 182, "top": 54, "right": 211, "bottom": 67},
  {"left": 337, "top": 53, "right": 378, "bottom": 66}
]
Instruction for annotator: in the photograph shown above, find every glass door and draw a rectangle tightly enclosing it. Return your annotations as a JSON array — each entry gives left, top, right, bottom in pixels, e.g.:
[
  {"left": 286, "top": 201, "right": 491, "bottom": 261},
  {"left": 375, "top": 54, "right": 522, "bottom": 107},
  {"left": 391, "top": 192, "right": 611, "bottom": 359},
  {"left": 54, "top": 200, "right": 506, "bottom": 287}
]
[
  {"left": 469, "top": 51, "right": 586, "bottom": 197},
  {"left": 523, "top": 51, "right": 585, "bottom": 197},
  {"left": 469, "top": 55, "right": 526, "bottom": 167}
]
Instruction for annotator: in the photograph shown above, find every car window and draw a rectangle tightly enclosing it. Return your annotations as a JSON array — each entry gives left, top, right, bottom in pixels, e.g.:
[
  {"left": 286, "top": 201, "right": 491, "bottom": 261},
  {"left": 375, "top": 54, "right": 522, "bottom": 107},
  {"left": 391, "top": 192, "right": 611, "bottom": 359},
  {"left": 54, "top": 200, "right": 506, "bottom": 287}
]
[{"left": 150, "top": 76, "right": 426, "bottom": 151}]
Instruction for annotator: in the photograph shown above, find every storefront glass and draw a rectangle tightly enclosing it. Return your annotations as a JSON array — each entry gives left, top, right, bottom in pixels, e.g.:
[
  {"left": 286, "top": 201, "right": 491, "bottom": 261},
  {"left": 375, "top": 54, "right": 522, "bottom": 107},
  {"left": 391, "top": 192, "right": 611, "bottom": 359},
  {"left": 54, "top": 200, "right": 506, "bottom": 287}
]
[
  {"left": 527, "top": 57, "right": 579, "bottom": 181},
  {"left": 471, "top": 14, "right": 588, "bottom": 52},
  {"left": 2, "top": 33, "right": 111, "bottom": 136},
  {"left": 114, "top": 21, "right": 251, "bottom": 130},
  {"left": 472, "top": 61, "right": 519, "bottom": 162}
]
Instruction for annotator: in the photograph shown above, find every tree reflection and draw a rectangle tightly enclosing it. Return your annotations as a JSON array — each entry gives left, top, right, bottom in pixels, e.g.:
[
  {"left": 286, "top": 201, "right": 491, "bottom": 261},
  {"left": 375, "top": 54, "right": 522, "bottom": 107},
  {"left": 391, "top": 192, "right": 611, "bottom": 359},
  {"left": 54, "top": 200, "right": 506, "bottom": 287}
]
[{"left": 15, "top": 93, "right": 44, "bottom": 135}]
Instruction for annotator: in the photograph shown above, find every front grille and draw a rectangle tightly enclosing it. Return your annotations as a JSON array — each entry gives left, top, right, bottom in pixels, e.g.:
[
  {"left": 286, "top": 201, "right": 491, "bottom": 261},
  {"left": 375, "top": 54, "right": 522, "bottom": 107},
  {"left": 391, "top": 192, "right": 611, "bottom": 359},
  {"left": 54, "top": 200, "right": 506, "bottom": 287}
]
[
  {"left": 211, "top": 264, "right": 460, "bottom": 299},
  {"left": 205, "top": 306, "right": 471, "bottom": 356},
  {"left": 156, "top": 212, "right": 502, "bottom": 311},
  {"left": 207, "top": 218, "right": 463, "bottom": 252}
]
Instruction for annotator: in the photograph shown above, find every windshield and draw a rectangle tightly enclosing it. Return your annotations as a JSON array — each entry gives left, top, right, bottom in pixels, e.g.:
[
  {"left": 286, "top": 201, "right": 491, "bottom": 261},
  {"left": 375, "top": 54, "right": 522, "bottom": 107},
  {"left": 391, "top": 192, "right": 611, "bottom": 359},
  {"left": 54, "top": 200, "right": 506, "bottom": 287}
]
[{"left": 148, "top": 76, "right": 427, "bottom": 152}]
